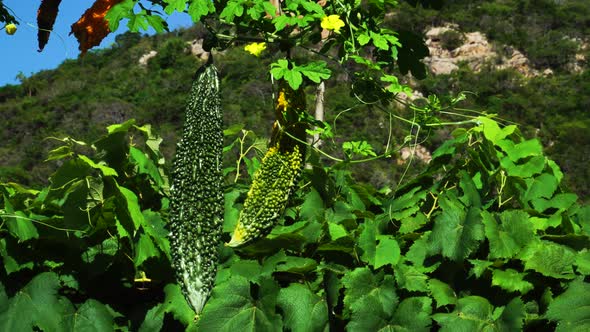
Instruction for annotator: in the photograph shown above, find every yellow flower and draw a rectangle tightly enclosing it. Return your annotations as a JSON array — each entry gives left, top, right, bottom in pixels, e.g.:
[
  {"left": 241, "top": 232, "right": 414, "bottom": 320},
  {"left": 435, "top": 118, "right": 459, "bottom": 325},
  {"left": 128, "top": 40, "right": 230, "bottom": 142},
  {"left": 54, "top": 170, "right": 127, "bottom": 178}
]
[
  {"left": 321, "top": 15, "right": 345, "bottom": 33},
  {"left": 5, "top": 23, "right": 17, "bottom": 35},
  {"left": 244, "top": 42, "right": 266, "bottom": 57}
]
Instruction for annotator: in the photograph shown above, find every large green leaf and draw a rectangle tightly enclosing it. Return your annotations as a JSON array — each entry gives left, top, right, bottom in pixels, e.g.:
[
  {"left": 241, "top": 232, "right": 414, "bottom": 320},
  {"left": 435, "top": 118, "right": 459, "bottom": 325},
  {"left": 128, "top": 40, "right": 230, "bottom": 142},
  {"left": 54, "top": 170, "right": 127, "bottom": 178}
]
[
  {"left": 428, "top": 194, "right": 484, "bottom": 261},
  {"left": 3, "top": 196, "right": 38, "bottom": 241},
  {"left": 358, "top": 219, "right": 400, "bottom": 269},
  {"left": 300, "top": 188, "right": 324, "bottom": 221},
  {"left": 197, "top": 276, "right": 282, "bottom": 331},
  {"left": 393, "top": 262, "right": 429, "bottom": 292},
  {"left": 546, "top": 279, "right": 590, "bottom": 332},
  {"left": 129, "top": 147, "right": 164, "bottom": 188},
  {"left": 428, "top": 279, "right": 457, "bottom": 308},
  {"left": 482, "top": 210, "right": 535, "bottom": 259},
  {"left": 139, "top": 283, "right": 195, "bottom": 331},
  {"left": 498, "top": 138, "right": 543, "bottom": 162},
  {"left": 0, "top": 272, "right": 74, "bottom": 332},
  {"left": 386, "top": 297, "right": 432, "bottom": 332},
  {"left": 343, "top": 268, "right": 398, "bottom": 331},
  {"left": 276, "top": 283, "right": 328, "bottom": 332},
  {"left": 432, "top": 296, "right": 495, "bottom": 331},
  {"left": 70, "top": 299, "right": 119, "bottom": 331},
  {"left": 519, "top": 240, "right": 576, "bottom": 279}
]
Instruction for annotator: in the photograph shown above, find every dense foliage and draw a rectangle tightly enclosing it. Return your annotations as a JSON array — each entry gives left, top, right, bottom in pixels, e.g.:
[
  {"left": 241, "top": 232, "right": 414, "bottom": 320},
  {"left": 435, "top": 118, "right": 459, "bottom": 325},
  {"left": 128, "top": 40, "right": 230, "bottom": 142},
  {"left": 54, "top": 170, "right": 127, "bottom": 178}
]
[
  {"left": 1, "top": 0, "right": 589, "bottom": 330},
  {"left": 1, "top": 116, "right": 588, "bottom": 330}
]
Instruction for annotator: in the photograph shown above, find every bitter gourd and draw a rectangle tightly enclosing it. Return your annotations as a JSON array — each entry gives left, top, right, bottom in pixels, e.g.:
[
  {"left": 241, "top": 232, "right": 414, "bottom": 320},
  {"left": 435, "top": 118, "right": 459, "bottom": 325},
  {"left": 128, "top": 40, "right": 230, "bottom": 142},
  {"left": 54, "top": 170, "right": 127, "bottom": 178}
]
[
  {"left": 169, "top": 61, "right": 223, "bottom": 314},
  {"left": 228, "top": 83, "right": 307, "bottom": 247}
]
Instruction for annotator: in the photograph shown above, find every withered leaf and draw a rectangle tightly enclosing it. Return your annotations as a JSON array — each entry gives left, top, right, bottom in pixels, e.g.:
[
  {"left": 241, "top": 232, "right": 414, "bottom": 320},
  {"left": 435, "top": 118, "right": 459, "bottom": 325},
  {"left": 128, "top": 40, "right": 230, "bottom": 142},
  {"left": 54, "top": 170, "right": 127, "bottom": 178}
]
[
  {"left": 37, "top": 0, "right": 63, "bottom": 52},
  {"left": 70, "top": 0, "right": 124, "bottom": 55}
]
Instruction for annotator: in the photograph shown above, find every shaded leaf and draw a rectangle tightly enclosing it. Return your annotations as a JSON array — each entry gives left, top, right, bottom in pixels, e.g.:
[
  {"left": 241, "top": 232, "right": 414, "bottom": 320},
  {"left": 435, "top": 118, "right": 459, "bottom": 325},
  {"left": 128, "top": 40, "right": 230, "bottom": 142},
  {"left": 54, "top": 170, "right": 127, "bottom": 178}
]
[{"left": 277, "top": 284, "right": 328, "bottom": 332}]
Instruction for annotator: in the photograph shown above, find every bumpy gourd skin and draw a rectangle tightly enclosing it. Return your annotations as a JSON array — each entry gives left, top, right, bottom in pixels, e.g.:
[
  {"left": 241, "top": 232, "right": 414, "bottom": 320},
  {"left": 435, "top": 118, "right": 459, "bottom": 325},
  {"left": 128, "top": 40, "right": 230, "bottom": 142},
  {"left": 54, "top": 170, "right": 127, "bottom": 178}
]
[
  {"left": 228, "top": 84, "right": 307, "bottom": 247},
  {"left": 169, "top": 63, "right": 223, "bottom": 314}
]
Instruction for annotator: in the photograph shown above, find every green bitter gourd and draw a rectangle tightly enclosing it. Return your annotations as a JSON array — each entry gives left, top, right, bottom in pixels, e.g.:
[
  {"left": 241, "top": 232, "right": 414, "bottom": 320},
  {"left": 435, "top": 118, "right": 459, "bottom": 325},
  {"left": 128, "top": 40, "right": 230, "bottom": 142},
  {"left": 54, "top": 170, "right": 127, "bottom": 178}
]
[
  {"left": 228, "top": 83, "right": 307, "bottom": 247},
  {"left": 169, "top": 61, "right": 223, "bottom": 314}
]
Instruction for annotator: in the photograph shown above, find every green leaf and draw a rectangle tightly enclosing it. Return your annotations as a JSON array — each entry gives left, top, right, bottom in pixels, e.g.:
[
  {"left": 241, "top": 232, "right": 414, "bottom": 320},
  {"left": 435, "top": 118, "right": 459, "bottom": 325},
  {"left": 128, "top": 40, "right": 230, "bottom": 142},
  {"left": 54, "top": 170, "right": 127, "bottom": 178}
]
[
  {"left": 140, "top": 283, "right": 195, "bottom": 330},
  {"left": 189, "top": 0, "right": 214, "bottom": 22},
  {"left": 497, "top": 297, "right": 525, "bottom": 331},
  {"left": 71, "top": 299, "right": 118, "bottom": 331},
  {"left": 298, "top": 61, "right": 331, "bottom": 83},
  {"left": 389, "top": 297, "right": 432, "bottom": 331},
  {"left": 458, "top": 171, "right": 481, "bottom": 207},
  {"left": 370, "top": 31, "right": 389, "bottom": 50},
  {"left": 116, "top": 186, "right": 145, "bottom": 232},
  {"left": 501, "top": 155, "right": 546, "bottom": 178},
  {"left": 358, "top": 33, "right": 371, "bottom": 45},
  {"left": 105, "top": 0, "right": 135, "bottom": 32},
  {"left": 300, "top": 188, "right": 323, "bottom": 221},
  {"left": 531, "top": 193, "right": 578, "bottom": 213},
  {"left": 328, "top": 222, "right": 348, "bottom": 240},
  {"left": 468, "top": 259, "right": 493, "bottom": 278},
  {"left": 128, "top": 10, "right": 150, "bottom": 32},
  {"left": 546, "top": 279, "right": 590, "bottom": 332},
  {"left": 220, "top": 0, "right": 244, "bottom": 21},
  {"left": 343, "top": 268, "right": 398, "bottom": 331},
  {"left": 130, "top": 147, "right": 164, "bottom": 188},
  {"left": 164, "top": 0, "right": 187, "bottom": 15},
  {"left": 498, "top": 138, "right": 543, "bottom": 162},
  {"left": 399, "top": 213, "right": 428, "bottom": 234},
  {"left": 163, "top": 284, "right": 195, "bottom": 325},
  {"left": 374, "top": 235, "right": 401, "bottom": 269},
  {"left": 491, "top": 269, "right": 534, "bottom": 294},
  {"left": 223, "top": 189, "right": 242, "bottom": 232},
  {"left": 0, "top": 272, "right": 74, "bottom": 332},
  {"left": 476, "top": 117, "right": 516, "bottom": 144},
  {"left": 394, "top": 263, "right": 429, "bottom": 292},
  {"left": 482, "top": 210, "right": 535, "bottom": 259},
  {"left": 3, "top": 196, "right": 38, "bottom": 241},
  {"left": 81, "top": 237, "right": 119, "bottom": 264},
  {"left": 519, "top": 240, "right": 576, "bottom": 279},
  {"left": 134, "top": 231, "right": 159, "bottom": 267},
  {"left": 0, "top": 238, "right": 33, "bottom": 274},
  {"left": 428, "top": 279, "right": 457, "bottom": 308},
  {"left": 405, "top": 232, "right": 430, "bottom": 266},
  {"left": 78, "top": 155, "right": 118, "bottom": 177},
  {"left": 575, "top": 249, "right": 590, "bottom": 275},
  {"left": 524, "top": 173, "right": 558, "bottom": 202},
  {"left": 276, "top": 284, "right": 328, "bottom": 332},
  {"left": 432, "top": 296, "right": 495, "bottom": 331},
  {"left": 145, "top": 14, "right": 168, "bottom": 33},
  {"left": 358, "top": 219, "right": 400, "bottom": 268},
  {"left": 197, "top": 276, "right": 282, "bottom": 331},
  {"left": 142, "top": 210, "right": 170, "bottom": 258},
  {"left": 429, "top": 195, "right": 484, "bottom": 261},
  {"left": 283, "top": 69, "right": 303, "bottom": 90}
]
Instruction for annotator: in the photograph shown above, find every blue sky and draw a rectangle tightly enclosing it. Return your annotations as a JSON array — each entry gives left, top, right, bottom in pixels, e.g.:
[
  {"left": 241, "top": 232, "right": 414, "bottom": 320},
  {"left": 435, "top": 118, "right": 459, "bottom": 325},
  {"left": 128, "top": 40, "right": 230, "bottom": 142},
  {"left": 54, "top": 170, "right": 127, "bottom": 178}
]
[{"left": 0, "top": 1, "right": 194, "bottom": 87}]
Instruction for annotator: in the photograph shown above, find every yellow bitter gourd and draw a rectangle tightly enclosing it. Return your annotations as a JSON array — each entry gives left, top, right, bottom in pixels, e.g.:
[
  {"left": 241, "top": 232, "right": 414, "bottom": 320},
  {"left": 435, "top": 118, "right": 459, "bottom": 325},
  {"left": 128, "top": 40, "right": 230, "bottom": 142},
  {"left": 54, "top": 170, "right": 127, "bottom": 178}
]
[{"left": 228, "top": 84, "right": 307, "bottom": 247}]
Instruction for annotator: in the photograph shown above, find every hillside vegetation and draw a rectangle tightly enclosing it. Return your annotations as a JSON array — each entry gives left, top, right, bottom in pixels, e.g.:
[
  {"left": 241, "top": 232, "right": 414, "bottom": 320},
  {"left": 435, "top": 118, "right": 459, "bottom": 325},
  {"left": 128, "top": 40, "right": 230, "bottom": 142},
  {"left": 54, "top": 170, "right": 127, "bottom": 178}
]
[{"left": 0, "top": 0, "right": 588, "bottom": 200}]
